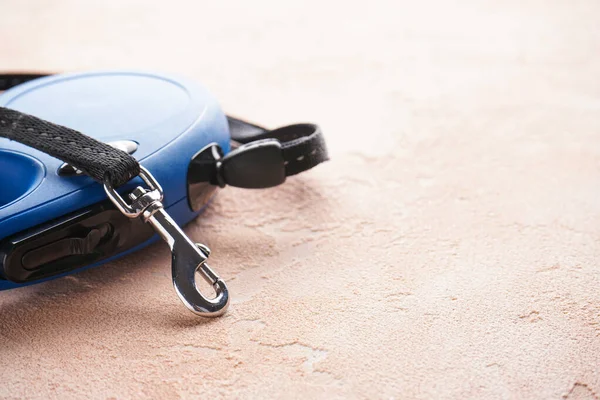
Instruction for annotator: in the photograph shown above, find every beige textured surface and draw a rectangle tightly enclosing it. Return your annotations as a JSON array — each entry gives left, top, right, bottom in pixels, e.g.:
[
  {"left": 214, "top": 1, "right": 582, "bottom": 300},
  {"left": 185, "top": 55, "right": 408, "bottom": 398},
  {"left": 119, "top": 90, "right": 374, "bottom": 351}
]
[{"left": 1, "top": 0, "right": 600, "bottom": 399}]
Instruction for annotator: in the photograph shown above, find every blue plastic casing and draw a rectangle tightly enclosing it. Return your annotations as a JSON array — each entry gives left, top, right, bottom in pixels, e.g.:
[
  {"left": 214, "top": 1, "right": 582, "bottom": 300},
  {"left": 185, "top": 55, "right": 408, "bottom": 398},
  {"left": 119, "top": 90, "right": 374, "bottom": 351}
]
[{"left": 0, "top": 71, "right": 230, "bottom": 289}]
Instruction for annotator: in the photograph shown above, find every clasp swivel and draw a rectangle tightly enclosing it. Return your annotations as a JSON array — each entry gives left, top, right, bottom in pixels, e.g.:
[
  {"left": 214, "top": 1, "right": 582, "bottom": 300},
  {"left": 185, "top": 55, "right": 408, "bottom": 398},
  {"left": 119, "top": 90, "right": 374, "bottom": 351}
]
[{"left": 104, "top": 166, "right": 229, "bottom": 317}]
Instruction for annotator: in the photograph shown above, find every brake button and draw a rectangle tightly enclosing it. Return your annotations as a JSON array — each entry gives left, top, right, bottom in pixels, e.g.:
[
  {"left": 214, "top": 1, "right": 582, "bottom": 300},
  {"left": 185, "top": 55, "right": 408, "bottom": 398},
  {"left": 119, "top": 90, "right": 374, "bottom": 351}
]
[{"left": 21, "top": 223, "right": 112, "bottom": 270}]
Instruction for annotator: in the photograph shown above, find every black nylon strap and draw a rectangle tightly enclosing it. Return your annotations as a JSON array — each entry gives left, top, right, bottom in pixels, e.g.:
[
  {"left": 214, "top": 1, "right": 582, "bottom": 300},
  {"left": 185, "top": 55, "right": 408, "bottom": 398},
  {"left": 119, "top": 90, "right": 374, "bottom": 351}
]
[
  {"left": 0, "top": 106, "right": 140, "bottom": 187},
  {"left": 0, "top": 73, "right": 48, "bottom": 92},
  {"left": 227, "top": 118, "right": 328, "bottom": 177}
]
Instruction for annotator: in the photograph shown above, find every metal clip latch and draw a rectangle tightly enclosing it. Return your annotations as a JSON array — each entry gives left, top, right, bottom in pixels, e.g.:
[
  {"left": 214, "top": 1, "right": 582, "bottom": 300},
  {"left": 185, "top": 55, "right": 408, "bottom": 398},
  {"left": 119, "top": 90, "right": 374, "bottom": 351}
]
[{"left": 104, "top": 166, "right": 229, "bottom": 317}]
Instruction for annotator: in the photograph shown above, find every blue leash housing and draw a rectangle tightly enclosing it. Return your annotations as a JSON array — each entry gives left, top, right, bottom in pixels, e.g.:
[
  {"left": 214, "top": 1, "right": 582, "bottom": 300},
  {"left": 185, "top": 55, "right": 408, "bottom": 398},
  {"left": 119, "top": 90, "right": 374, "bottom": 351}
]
[{"left": 0, "top": 71, "right": 230, "bottom": 290}]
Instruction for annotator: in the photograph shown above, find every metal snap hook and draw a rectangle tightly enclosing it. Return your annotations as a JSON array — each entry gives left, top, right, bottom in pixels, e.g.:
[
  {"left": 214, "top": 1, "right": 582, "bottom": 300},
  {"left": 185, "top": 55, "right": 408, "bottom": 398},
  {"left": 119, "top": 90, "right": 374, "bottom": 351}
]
[
  {"left": 104, "top": 166, "right": 229, "bottom": 317},
  {"left": 150, "top": 208, "right": 229, "bottom": 316}
]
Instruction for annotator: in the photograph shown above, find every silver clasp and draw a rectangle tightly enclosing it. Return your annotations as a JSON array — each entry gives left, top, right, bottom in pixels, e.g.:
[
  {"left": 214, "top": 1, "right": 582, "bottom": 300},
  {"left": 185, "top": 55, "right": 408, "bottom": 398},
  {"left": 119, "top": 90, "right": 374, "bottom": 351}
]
[{"left": 104, "top": 166, "right": 229, "bottom": 317}]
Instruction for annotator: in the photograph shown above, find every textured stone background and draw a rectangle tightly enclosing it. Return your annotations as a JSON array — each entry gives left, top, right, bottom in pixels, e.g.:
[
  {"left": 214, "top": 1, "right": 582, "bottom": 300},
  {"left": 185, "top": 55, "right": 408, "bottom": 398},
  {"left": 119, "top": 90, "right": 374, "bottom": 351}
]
[{"left": 1, "top": 0, "right": 599, "bottom": 399}]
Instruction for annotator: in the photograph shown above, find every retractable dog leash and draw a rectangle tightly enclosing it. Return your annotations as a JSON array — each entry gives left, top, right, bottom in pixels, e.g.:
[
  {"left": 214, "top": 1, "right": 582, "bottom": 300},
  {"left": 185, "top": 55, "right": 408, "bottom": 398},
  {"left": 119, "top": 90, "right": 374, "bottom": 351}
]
[{"left": 0, "top": 71, "right": 328, "bottom": 316}]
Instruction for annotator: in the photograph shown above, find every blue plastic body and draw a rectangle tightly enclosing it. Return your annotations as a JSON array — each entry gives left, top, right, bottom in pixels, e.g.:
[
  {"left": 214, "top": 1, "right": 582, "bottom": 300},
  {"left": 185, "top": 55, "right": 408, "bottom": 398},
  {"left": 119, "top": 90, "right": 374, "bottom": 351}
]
[{"left": 0, "top": 71, "right": 230, "bottom": 290}]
